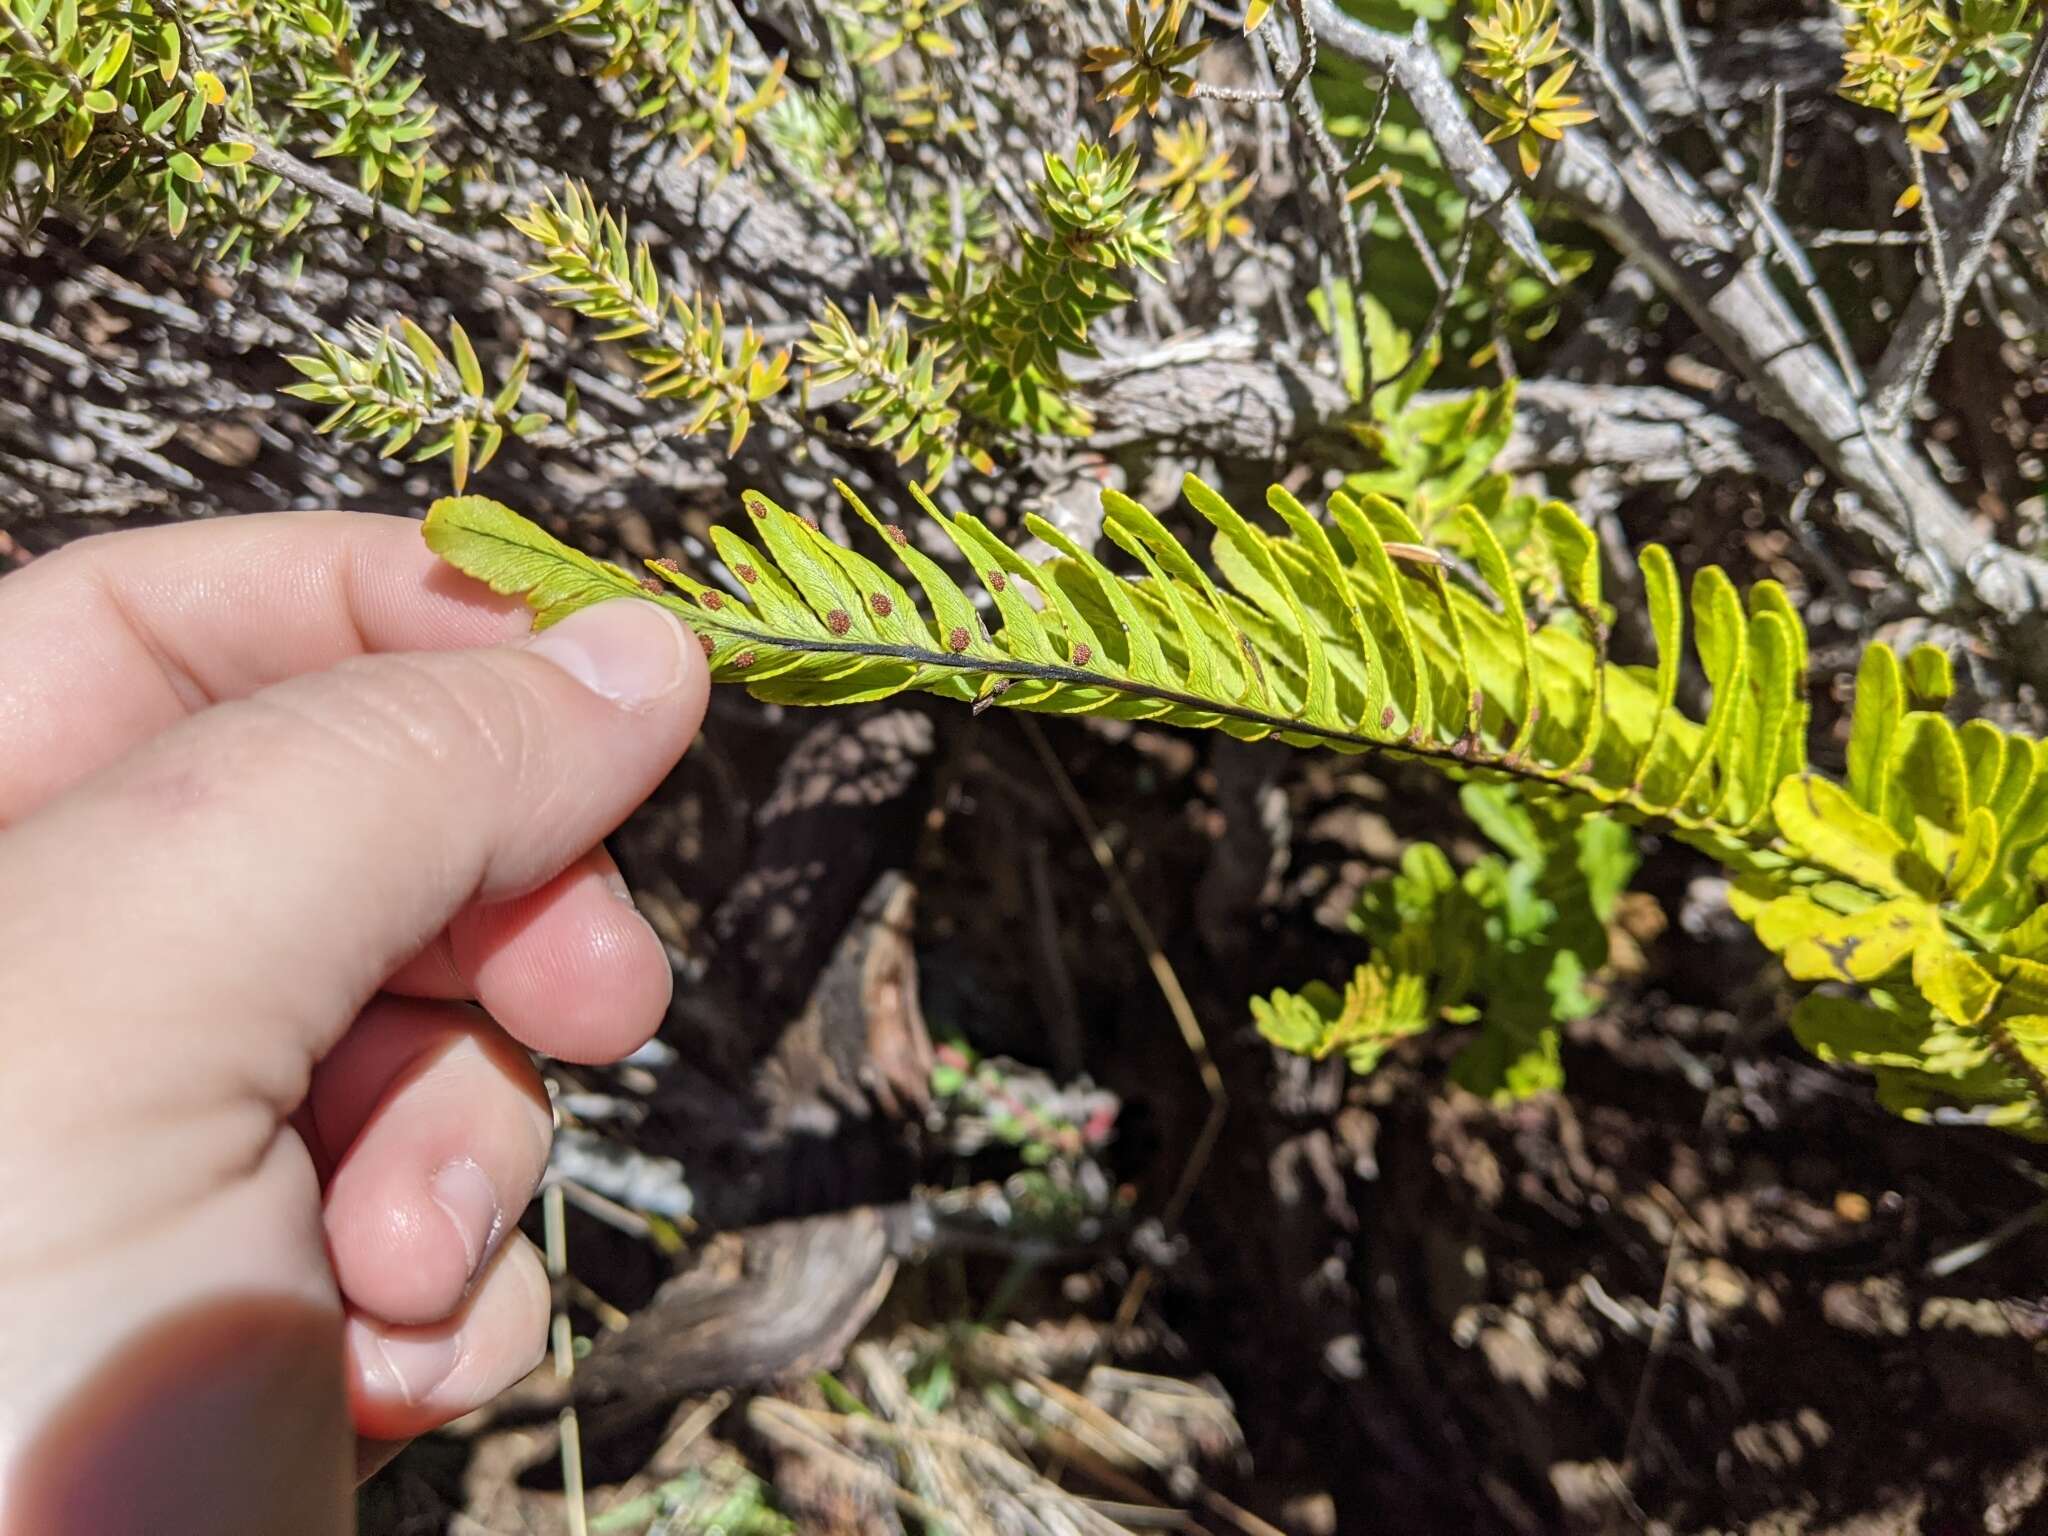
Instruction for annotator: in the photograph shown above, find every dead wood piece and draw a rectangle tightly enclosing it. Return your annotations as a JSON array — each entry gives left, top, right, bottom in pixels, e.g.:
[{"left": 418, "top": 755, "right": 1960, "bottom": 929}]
[
  {"left": 760, "top": 870, "right": 934, "bottom": 1127},
  {"left": 570, "top": 1206, "right": 913, "bottom": 1409},
  {"left": 1084, "top": 354, "right": 1359, "bottom": 463}
]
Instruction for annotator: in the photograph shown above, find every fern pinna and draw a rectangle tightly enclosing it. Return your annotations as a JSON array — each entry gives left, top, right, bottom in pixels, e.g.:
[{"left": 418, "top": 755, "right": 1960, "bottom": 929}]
[{"left": 425, "top": 480, "right": 2048, "bottom": 1135}]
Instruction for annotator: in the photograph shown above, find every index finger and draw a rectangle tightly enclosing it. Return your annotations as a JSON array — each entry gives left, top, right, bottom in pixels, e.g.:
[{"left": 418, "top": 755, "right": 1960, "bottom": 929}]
[{"left": 0, "top": 511, "right": 531, "bottom": 823}]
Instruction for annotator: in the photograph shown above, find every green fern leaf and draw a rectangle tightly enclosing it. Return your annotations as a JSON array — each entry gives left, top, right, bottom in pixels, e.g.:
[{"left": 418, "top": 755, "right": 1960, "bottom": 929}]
[
  {"left": 422, "top": 495, "right": 685, "bottom": 629},
  {"left": 425, "top": 478, "right": 2048, "bottom": 1132}
]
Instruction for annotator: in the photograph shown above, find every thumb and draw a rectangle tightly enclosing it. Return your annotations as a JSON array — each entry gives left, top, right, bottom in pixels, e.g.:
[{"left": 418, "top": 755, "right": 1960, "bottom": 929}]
[{"left": 0, "top": 597, "right": 707, "bottom": 1131}]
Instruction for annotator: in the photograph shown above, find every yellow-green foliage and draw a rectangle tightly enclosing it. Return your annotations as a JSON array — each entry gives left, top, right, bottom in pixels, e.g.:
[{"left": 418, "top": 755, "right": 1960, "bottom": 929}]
[
  {"left": 197, "top": 0, "right": 448, "bottom": 207},
  {"left": 425, "top": 480, "right": 2048, "bottom": 1135},
  {"left": 509, "top": 183, "right": 790, "bottom": 453},
  {"left": 1254, "top": 782, "right": 1639, "bottom": 1100},
  {"left": 283, "top": 319, "right": 545, "bottom": 491},
  {"left": 848, "top": 0, "right": 969, "bottom": 65},
  {"left": 1, "top": 0, "right": 473, "bottom": 262},
  {"left": 1837, "top": 0, "right": 2034, "bottom": 154},
  {"left": 909, "top": 141, "right": 1176, "bottom": 435},
  {"left": 5, "top": 0, "right": 275, "bottom": 256},
  {"left": 530, "top": 0, "right": 787, "bottom": 174},
  {"left": 1143, "top": 120, "right": 1254, "bottom": 253},
  {"left": 1465, "top": 0, "right": 1595, "bottom": 177},
  {"left": 1082, "top": 0, "right": 1210, "bottom": 135},
  {"left": 800, "top": 299, "right": 984, "bottom": 484}
]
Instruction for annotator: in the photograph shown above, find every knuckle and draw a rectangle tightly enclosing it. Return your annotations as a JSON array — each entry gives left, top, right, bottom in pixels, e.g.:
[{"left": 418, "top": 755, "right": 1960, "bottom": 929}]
[{"left": 260, "top": 651, "right": 550, "bottom": 789}]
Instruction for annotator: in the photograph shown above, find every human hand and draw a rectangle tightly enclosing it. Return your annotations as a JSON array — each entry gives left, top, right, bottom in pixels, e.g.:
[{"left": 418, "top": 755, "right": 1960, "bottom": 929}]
[{"left": 0, "top": 512, "right": 708, "bottom": 1535}]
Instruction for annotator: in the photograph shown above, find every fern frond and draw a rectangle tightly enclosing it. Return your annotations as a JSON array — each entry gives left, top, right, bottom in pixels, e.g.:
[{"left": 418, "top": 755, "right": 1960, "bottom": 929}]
[{"left": 424, "top": 480, "right": 2048, "bottom": 1133}]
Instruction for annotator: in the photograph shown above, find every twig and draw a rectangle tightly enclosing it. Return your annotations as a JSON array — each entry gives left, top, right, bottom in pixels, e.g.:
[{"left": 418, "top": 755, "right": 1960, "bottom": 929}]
[
  {"left": 1194, "top": 0, "right": 1314, "bottom": 105},
  {"left": 543, "top": 1180, "right": 590, "bottom": 1536},
  {"left": 1381, "top": 179, "right": 1447, "bottom": 291},
  {"left": 1799, "top": 228, "right": 1924, "bottom": 247},
  {"left": 1762, "top": 83, "right": 1786, "bottom": 206},
  {"left": 241, "top": 144, "right": 528, "bottom": 281},
  {"left": 1244, "top": 0, "right": 1368, "bottom": 329},
  {"left": 1017, "top": 719, "right": 1227, "bottom": 1337},
  {"left": 1741, "top": 183, "right": 1871, "bottom": 401},
  {"left": 1906, "top": 142, "right": 1954, "bottom": 322},
  {"left": 1924, "top": 1197, "right": 2048, "bottom": 1279},
  {"left": 1293, "top": 0, "right": 1560, "bottom": 283},
  {"left": 1620, "top": 1218, "right": 1687, "bottom": 1474},
  {"left": 745, "top": 1398, "right": 956, "bottom": 1526},
  {"left": 1026, "top": 838, "right": 1087, "bottom": 1079},
  {"left": 1656, "top": 0, "right": 1741, "bottom": 178},
  {"left": 1594, "top": 5, "right": 1875, "bottom": 415},
  {"left": 1373, "top": 197, "right": 1485, "bottom": 398},
  {"left": 1529, "top": 123, "right": 2048, "bottom": 653},
  {"left": 1869, "top": 23, "right": 2048, "bottom": 428}
]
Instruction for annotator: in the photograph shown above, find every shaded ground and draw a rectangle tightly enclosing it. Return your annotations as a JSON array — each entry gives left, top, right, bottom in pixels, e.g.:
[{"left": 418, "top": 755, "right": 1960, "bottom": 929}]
[{"left": 352, "top": 680, "right": 2048, "bottom": 1536}]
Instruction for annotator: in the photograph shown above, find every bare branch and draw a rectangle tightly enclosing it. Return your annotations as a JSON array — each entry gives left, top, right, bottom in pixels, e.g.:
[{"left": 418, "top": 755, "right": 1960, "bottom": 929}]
[
  {"left": 1868, "top": 25, "right": 2048, "bottom": 426},
  {"left": 1081, "top": 351, "right": 1358, "bottom": 461},
  {"left": 1539, "top": 128, "right": 2048, "bottom": 656},
  {"left": 243, "top": 144, "right": 529, "bottom": 282},
  {"left": 1473, "top": 379, "right": 1806, "bottom": 488},
  {"left": 1295, "top": 0, "right": 1560, "bottom": 283}
]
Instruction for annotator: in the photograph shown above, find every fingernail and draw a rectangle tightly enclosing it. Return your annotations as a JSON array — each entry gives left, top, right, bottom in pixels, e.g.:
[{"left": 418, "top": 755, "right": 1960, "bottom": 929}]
[
  {"left": 527, "top": 600, "right": 688, "bottom": 707},
  {"left": 430, "top": 1159, "right": 502, "bottom": 1281},
  {"left": 603, "top": 869, "right": 638, "bottom": 909},
  {"left": 351, "top": 1317, "right": 463, "bottom": 1406}
]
